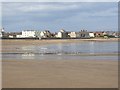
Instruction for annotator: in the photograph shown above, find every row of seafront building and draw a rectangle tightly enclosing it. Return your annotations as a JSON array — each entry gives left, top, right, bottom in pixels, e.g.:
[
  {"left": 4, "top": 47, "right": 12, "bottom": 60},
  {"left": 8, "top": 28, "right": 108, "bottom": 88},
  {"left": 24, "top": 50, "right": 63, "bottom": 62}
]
[{"left": 0, "top": 28, "right": 120, "bottom": 39}]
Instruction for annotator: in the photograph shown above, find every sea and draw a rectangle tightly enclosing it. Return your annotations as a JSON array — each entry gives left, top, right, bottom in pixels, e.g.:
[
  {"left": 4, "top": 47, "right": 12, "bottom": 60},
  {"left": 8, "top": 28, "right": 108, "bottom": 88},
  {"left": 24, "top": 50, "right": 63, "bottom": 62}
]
[{"left": 2, "top": 41, "right": 119, "bottom": 60}]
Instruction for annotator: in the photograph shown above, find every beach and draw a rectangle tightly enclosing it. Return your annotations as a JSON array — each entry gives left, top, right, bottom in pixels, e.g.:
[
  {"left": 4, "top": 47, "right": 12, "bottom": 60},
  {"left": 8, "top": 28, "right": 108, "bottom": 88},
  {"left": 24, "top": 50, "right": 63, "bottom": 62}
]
[
  {"left": 1, "top": 1, "right": 119, "bottom": 88},
  {"left": 2, "top": 38, "right": 119, "bottom": 45},
  {"left": 1, "top": 38, "right": 119, "bottom": 53},
  {"left": 1, "top": 39, "right": 118, "bottom": 88},
  {"left": 2, "top": 59, "right": 118, "bottom": 88}
]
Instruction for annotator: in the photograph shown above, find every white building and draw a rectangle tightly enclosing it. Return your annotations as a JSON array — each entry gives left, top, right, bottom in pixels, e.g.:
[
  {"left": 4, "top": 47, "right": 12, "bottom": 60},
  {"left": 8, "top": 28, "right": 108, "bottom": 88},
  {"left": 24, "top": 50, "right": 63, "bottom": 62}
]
[
  {"left": 35, "top": 30, "right": 51, "bottom": 38},
  {"left": 57, "top": 32, "right": 63, "bottom": 38},
  {"left": 8, "top": 35, "right": 14, "bottom": 38},
  {"left": 0, "top": 28, "right": 4, "bottom": 38},
  {"left": 0, "top": 30, "right": 2, "bottom": 38},
  {"left": 17, "top": 30, "right": 36, "bottom": 38},
  {"left": 89, "top": 32, "right": 95, "bottom": 38},
  {"left": 22, "top": 30, "right": 36, "bottom": 38},
  {"left": 16, "top": 34, "right": 23, "bottom": 38},
  {"left": 68, "top": 32, "right": 77, "bottom": 38},
  {"left": 56, "top": 29, "right": 67, "bottom": 38},
  {"left": 69, "top": 31, "right": 89, "bottom": 38}
]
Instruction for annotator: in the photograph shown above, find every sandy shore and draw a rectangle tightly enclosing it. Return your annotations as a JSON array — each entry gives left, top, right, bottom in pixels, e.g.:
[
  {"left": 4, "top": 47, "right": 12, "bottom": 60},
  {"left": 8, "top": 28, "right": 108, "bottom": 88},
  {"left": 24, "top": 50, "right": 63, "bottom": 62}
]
[
  {"left": 1, "top": 38, "right": 119, "bottom": 45},
  {"left": 1, "top": 39, "right": 118, "bottom": 88},
  {"left": 1, "top": 38, "right": 119, "bottom": 53},
  {"left": 2, "top": 59, "right": 118, "bottom": 88}
]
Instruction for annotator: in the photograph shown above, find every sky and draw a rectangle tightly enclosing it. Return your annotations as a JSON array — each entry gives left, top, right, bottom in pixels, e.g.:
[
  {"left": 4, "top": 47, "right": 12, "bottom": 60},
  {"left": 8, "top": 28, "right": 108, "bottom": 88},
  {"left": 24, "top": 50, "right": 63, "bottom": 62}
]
[{"left": 1, "top": 2, "right": 118, "bottom": 32}]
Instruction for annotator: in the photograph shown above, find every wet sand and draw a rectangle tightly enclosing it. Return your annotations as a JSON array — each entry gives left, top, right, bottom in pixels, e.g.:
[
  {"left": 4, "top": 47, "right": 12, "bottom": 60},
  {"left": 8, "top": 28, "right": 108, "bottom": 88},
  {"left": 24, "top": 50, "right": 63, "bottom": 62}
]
[
  {"left": 1, "top": 39, "right": 118, "bottom": 88},
  {"left": 2, "top": 59, "right": 118, "bottom": 88},
  {"left": 1, "top": 38, "right": 119, "bottom": 53},
  {"left": 1, "top": 38, "right": 119, "bottom": 45}
]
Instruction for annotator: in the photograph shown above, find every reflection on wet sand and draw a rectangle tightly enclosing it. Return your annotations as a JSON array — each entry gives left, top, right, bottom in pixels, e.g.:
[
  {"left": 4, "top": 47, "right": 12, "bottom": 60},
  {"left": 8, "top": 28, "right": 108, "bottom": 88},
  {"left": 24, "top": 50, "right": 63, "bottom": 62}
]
[
  {"left": 22, "top": 53, "right": 35, "bottom": 59},
  {"left": 2, "top": 41, "right": 118, "bottom": 60},
  {"left": 2, "top": 40, "right": 118, "bottom": 88}
]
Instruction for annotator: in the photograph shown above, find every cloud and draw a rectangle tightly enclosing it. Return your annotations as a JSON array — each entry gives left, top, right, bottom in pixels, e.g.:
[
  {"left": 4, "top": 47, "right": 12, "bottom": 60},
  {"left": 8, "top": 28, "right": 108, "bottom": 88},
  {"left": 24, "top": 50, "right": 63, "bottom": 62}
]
[
  {"left": 91, "top": 7, "right": 118, "bottom": 17},
  {"left": 2, "top": 2, "right": 118, "bottom": 17},
  {"left": 2, "top": 2, "right": 89, "bottom": 14},
  {"left": 0, "top": 3, "right": 2, "bottom": 28},
  {"left": 2, "top": 2, "right": 98, "bottom": 23},
  {"left": 1, "top": 2, "right": 118, "bottom": 32},
  {"left": 1, "top": 0, "right": 119, "bottom": 2},
  {"left": 18, "top": 4, "right": 79, "bottom": 12}
]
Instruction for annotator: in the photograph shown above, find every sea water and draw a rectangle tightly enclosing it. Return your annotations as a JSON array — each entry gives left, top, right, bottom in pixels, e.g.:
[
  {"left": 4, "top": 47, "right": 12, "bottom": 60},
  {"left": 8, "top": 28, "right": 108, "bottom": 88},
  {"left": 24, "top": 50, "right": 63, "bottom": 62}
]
[{"left": 2, "top": 41, "right": 119, "bottom": 60}]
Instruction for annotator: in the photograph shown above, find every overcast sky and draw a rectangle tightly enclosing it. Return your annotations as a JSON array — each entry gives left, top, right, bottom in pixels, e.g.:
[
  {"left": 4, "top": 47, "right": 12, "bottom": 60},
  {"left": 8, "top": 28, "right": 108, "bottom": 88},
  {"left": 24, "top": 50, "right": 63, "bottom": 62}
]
[{"left": 2, "top": 2, "right": 118, "bottom": 32}]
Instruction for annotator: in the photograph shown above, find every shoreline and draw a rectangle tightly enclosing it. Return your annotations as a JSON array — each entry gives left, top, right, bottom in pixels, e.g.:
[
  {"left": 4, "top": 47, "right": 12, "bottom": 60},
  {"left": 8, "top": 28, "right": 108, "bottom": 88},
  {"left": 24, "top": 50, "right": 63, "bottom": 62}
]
[
  {"left": 2, "top": 52, "right": 119, "bottom": 56},
  {"left": 2, "top": 38, "right": 119, "bottom": 54},
  {"left": 1, "top": 38, "right": 119, "bottom": 41},
  {"left": 2, "top": 38, "right": 118, "bottom": 88},
  {"left": 1, "top": 38, "right": 119, "bottom": 46}
]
